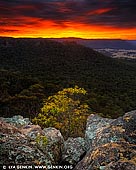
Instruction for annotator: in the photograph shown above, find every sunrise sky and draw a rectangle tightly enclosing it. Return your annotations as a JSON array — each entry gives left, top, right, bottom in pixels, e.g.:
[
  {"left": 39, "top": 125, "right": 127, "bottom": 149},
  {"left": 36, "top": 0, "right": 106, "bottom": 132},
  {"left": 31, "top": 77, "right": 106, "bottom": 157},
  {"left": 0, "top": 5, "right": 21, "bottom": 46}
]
[{"left": 0, "top": 0, "right": 136, "bottom": 39}]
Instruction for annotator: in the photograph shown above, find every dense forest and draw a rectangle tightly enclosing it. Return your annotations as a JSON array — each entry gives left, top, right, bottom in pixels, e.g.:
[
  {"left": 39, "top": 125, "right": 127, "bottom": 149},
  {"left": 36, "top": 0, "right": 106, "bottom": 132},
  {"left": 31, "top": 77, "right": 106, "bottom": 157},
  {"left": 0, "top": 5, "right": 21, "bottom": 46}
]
[{"left": 0, "top": 37, "right": 136, "bottom": 120}]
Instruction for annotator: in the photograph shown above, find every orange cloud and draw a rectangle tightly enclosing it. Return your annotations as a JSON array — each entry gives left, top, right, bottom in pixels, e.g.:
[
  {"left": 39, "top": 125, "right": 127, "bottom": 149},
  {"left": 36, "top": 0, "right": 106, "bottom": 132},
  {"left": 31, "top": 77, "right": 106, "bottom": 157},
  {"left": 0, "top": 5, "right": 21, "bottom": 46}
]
[
  {"left": 0, "top": 19, "right": 136, "bottom": 40},
  {"left": 87, "top": 8, "right": 113, "bottom": 15}
]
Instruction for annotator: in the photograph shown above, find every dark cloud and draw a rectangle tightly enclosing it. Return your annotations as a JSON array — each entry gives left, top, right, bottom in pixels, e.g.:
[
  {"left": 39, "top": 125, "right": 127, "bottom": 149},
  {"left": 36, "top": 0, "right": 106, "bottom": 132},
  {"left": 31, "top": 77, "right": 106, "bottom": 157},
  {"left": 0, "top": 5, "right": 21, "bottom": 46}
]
[{"left": 0, "top": 0, "right": 136, "bottom": 28}]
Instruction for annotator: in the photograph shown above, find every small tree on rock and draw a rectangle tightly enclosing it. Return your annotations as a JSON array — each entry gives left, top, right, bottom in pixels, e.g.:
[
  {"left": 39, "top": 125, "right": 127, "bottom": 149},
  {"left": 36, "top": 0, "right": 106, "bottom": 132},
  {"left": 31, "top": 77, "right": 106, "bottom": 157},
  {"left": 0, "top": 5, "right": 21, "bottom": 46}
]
[{"left": 33, "top": 86, "right": 89, "bottom": 138}]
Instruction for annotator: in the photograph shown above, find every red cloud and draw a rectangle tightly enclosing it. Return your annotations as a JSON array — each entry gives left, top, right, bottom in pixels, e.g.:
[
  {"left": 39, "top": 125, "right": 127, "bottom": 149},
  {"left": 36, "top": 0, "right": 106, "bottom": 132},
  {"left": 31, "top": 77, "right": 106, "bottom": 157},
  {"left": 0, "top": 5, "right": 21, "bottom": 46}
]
[{"left": 87, "top": 8, "right": 113, "bottom": 15}]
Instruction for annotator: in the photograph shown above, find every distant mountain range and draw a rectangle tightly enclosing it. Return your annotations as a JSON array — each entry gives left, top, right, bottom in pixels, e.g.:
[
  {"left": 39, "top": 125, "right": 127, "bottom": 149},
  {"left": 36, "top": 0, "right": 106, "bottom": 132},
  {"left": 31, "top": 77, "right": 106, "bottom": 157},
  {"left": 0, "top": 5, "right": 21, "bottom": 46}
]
[
  {"left": 0, "top": 37, "right": 136, "bottom": 50},
  {"left": 49, "top": 38, "right": 136, "bottom": 50}
]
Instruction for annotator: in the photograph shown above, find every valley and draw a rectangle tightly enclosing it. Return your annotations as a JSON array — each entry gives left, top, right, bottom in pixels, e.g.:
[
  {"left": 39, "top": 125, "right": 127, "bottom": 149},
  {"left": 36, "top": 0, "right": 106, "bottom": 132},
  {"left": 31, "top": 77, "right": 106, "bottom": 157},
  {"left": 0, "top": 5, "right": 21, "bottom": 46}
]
[
  {"left": 0, "top": 37, "right": 136, "bottom": 119},
  {"left": 96, "top": 49, "right": 136, "bottom": 59}
]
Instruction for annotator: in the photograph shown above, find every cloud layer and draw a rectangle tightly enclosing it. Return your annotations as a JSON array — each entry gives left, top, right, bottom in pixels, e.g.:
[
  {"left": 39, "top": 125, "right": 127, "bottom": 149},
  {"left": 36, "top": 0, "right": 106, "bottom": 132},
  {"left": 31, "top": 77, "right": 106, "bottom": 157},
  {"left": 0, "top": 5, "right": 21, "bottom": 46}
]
[{"left": 0, "top": 0, "right": 136, "bottom": 39}]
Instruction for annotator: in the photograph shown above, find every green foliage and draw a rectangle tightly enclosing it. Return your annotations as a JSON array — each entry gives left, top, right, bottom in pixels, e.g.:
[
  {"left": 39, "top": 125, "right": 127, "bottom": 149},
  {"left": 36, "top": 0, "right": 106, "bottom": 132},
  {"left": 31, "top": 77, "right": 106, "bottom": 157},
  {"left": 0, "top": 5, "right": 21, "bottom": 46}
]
[
  {"left": 0, "top": 69, "right": 45, "bottom": 118},
  {"left": 33, "top": 86, "right": 89, "bottom": 138},
  {"left": 35, "top": 134, "right": 48, "bottom": 146}
]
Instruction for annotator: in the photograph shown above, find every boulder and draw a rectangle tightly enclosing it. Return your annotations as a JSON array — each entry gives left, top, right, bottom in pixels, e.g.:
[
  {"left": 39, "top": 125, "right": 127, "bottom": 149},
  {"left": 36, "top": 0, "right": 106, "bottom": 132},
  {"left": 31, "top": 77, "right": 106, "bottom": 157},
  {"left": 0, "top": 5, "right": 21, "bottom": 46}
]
[
  {"left": 2, "top": 115, "right": 31, "bottom": 128},
  {"left": 41, "top": 127, "right": 64, "bottom": 164},
  {"left": 85, "top": 114, "right": 114, "bottom": 150},
  {"left": 62, "top": 137, "right": 86, "bottom": 166},
  {"left": 0, "top": 116, "right": 64, "bottom": 166},
  {"left": 74, "top": 110, "right": 136, "bottom": 170},
  {"left": 0, "top": 118, "right": 46, "bottom": 165}
]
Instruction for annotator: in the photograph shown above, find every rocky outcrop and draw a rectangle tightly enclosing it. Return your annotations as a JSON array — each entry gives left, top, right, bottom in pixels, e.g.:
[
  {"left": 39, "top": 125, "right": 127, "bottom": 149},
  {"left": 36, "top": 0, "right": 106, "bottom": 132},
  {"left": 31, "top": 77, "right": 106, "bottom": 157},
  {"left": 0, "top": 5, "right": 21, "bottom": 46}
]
[
  {"left": 85, "top": 114, "right": 114, "bottom": 150},
  {"left": 2, "top": 115, "right": 31, "bottom": 128},
  {"left": 0, "top": 111, "right": 136, "bottom": 170},
  {"left": 62, "top": 137, "right": 86, "bottom": 166},
  {"left": 74, "top": 110, "right": 136, "bottom": 170},
  {"left": 42, "top": 127, "right": 64, "bottom": 164},
  {"left": 0, "top": 116, "right": 64, "bottom": 166}
]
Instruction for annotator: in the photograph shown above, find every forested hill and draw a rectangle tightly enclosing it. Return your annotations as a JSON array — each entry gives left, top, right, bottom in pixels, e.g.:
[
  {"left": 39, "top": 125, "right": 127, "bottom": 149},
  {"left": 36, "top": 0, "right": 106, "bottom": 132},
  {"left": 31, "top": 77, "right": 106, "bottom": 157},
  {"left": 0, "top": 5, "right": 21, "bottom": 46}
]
[{"left": 0, "top": 37, "right": 136, "bottom": 118}]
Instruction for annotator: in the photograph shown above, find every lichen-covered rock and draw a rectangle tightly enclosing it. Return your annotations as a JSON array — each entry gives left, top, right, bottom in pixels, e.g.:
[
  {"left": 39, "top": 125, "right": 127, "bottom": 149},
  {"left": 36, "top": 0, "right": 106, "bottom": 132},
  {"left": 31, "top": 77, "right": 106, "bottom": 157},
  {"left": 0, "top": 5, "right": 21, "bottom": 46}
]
[
  {"left": 62, "top": 137, "right": 86, "bottom": 165},
  {"left": 85, "top": 114, "right": 114, "bottom": 150},
  {"left": 74, "top": 110, "right": 136, "bottom": 170},
  {"left": 41, "top": 127, "right": 65, "bottom": 164},
  {"left": 0, "top": 119, "right": 21, "bottom": 135},
  {"left": 104, "top": 160, "right": 136, "bottom": 170},
  {"left": 2, "top": 115, "right": 31, "bottom": 128},
  {"left": 74, "top": 142, "right": 136, "bottom": 170},
  {"left": 1, "top": 111, "right": 136, "bottom": 169},
  {"left": 0, "top": 119, "right": 46, "bottom": 165},
  {"left": 0, "top": 116, "right": 64, "bottom": 166},
  {"left": 21, "top": 124, "right": 44, "bottom": 140}
]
